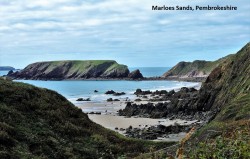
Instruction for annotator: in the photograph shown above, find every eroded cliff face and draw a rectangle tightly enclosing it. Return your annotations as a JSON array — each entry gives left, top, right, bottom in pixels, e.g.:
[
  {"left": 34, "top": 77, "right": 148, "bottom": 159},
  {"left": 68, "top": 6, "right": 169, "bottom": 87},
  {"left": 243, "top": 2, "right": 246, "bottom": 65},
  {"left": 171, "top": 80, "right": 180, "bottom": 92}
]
[
  {"left": 8, "top": 60, "right": 130, "bottom": 80},
  {"left": 195, "top": 42, "right": 250, "bottom": 121},
  {"left": 162, "top": 60, "right": 211, "bottom": 77}
]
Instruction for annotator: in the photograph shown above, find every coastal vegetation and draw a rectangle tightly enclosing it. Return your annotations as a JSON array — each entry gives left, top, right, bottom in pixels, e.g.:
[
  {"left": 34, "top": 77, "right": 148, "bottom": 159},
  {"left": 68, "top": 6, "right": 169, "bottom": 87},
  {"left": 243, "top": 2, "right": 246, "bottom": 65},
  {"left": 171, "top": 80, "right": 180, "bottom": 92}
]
[
  {"left": 120, "top": 43, "right": 250, "bottom": 158},
  {"left": 7, "top": 60, "right": 132, "bottom": 80},
  {"left": 1, "top": 42, "right": 249, "bottom": 158},
  {"left": 0, "top": 78, "right": 172, "bottom": 158},
  {"left": 162, "top": 54, "right": 233, "bottom": 81}
]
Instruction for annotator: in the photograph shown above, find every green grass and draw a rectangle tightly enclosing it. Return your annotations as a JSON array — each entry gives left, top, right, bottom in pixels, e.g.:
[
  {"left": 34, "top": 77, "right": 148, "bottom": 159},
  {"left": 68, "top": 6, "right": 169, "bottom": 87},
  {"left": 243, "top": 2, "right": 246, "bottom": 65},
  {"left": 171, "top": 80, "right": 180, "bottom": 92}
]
[
  {"left": 188, "top": 122, "right": 250, "bottom": 159},
  {"left": 23, "top": 60, "right": 129, "bottom": 78},
  {"left": 0, "top": 78, "right": 174, "bottom": 158},
  {"left": 183, "top": 43, "right": 250, "bottom": 158},
  {"left": 164, "top": 54, "right": 234, "bottom": 77}
]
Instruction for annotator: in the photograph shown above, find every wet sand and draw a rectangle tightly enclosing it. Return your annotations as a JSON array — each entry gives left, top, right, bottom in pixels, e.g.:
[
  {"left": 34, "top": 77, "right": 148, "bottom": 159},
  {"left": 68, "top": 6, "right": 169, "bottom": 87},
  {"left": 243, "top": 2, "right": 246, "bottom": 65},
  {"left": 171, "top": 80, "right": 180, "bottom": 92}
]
[
  {"left": 88, "top": 114, "right": 197, "bottom": 130},
  {"left": 76, "top": 101, "right": 127, "bottom": 113}
]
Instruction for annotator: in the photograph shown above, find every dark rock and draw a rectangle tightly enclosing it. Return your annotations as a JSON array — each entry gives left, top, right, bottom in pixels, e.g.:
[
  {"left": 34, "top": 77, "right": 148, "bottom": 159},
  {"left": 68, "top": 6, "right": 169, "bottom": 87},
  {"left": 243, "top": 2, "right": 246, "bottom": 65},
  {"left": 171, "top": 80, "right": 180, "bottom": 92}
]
[
  {"left": 124, "top": 123, "right": 200, "bottom": 140},
  {"left": 107, "top": 98, "right": 113, "bottom": 102},
  {"left": 76, "top": 98, "right": 90, "bottom": 101},
  {"left": 113, "top": 92, "right": 125, "bottom": 96},
  {"left": 88, "top": 112, "right": 101, "bottom": 115},
  {"left": 94, "top": 90, "right": 98, "bottom": 93},
  {"left": 169, "top": 90, "right": 175, "bottom": 95},
  {"left": 7, "top": 70, "right": 14, "bottom": 75},
  {"left": 105, "top": 90, "right": 116, "bottom": 94},
  {"left": 128, "top": 69, "right": 143, "bottom": 79},
  {"left": 135, "top": 89, "right": 142, "bottom": 94},
  {"left": 134, "top": 89, "right": 152, "bottom": 95},
  {"left": 119, "top": 87, "right": 207, "bottom": 120}
]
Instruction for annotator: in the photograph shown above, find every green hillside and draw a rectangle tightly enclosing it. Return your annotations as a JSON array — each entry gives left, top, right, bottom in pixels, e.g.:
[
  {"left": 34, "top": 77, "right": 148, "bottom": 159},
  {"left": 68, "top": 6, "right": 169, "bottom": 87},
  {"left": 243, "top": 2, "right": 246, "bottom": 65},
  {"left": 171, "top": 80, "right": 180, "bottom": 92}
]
[
  {"left": 162, "top": 54, "right": 233, "bottom": 78},
  {"left": 0, "top": 78, "right": 171, "bottom": 158},
  {"left": 8, "top": 60, "right": 130, "bottom": 80},
  {"left": 186, "top": 42, "right": 250, "bottom": 158}
]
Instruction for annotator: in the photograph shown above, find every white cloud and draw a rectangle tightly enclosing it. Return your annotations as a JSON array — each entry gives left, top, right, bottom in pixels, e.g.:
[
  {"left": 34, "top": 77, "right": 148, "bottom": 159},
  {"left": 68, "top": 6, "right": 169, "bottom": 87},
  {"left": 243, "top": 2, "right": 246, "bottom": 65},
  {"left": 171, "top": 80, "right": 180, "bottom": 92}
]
[{"left": 0, "top": 0, "right": 249, "bottom": 68}]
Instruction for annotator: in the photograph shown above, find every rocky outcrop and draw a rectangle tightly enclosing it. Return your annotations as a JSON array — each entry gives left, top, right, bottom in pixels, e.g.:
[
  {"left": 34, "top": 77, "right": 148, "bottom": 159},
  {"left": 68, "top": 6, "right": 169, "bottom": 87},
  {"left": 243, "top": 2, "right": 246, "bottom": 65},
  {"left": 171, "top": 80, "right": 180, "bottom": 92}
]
[
  {"left": 119, "top": 87, "right": 212, "bottom": 121},
  {"left": 162, "top": 55, "right": 232, "bottom": 81},
  {"left": 7, "top": 60, "right": 132, "bottom": 80},
  {"left": 128, "top": 69, "right": 143, "bottom": 79},
  {"left": 125, "top": 123, "right": 200, "bottom": 140},
  {"left": 193, "top": 42, "right": 250, "bottom": 120},
  {"left": 178, "top": 43, "right": 250, "bottom": 158},
  {"left": 76, "top": 98, "right": 90, "bottom": 101}
]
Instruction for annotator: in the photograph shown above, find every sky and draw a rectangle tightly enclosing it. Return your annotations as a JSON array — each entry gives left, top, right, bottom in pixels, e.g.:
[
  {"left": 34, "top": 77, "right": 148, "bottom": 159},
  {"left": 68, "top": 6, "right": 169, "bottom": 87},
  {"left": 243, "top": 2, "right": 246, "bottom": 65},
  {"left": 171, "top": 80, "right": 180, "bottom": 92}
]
[{"left": 0, "top": 0, "right": 249, "bottom": 68}]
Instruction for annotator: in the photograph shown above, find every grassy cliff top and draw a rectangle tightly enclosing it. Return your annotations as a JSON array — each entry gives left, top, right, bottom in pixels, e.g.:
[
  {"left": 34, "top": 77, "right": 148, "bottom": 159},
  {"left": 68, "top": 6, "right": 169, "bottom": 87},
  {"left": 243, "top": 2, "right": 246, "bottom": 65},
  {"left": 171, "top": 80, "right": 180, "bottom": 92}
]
[
  {"left": 11, "top": 60, "right": 130, "bottom": 79},
  {"left": 26, "top": 60, "right": 128, "bottom": 72},
  {"left": 162, "top": 54, "right": 233, "bottom": 77}
]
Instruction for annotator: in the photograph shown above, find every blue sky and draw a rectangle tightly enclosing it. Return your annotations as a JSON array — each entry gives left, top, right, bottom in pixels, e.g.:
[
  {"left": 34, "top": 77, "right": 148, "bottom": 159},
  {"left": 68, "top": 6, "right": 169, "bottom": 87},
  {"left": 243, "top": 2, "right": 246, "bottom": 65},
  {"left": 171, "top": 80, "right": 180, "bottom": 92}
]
[{"left": 0, "top": 0, "right": 249, "bottom": 68}]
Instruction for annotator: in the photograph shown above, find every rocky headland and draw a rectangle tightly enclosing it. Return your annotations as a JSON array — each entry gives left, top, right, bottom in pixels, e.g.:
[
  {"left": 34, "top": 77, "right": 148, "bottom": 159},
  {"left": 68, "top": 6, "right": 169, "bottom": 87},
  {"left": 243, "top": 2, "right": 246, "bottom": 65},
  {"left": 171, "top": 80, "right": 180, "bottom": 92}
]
[
  {"left": 7, "top": 60, "right": 144, "bottom": 80},
  {"left": 162, "top": 54, "right": 233, "bottom": 82}
]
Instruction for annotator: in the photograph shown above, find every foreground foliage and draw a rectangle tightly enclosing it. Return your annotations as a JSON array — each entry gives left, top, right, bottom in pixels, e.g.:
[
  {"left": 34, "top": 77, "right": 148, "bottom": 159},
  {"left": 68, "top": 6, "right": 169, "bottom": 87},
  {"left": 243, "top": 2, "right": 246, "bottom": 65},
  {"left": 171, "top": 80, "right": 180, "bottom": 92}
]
[
  {"left": 0, "top": 78, "right": 172, "bottom": 158},
  {"left": 188, "top": 122, "right": 250, "bottom": 159}
]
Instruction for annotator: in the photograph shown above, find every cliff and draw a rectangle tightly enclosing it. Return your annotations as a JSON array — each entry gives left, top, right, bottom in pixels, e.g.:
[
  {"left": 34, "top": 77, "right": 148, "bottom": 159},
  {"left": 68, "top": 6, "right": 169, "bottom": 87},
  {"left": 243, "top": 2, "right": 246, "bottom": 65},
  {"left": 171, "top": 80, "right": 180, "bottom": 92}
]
[
  {"left": 162, "top": 55, "right": 233, "bottom": 81},
  {"left": 0, "top": 78, "right": 167, "bottom": 158},
  {"left": 183, "top": 42, "right": 250, "bottom": 158},
  {"left": 8, "top": 60, "right": 131, "bottom": 80},
  {"left": 135, "top": 42, "right": 250, "bottom": 158},
  {"left": 194, "top": 43, "right": 250, "bottom": 118}
]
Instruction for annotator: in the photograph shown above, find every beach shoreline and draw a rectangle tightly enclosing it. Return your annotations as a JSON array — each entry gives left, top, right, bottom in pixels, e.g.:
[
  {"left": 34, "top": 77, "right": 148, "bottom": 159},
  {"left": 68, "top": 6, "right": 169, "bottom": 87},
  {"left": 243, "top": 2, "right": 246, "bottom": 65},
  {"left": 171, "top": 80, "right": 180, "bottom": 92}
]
[{"left": 75, "top": 83, "right": 203, "bottom": 141}]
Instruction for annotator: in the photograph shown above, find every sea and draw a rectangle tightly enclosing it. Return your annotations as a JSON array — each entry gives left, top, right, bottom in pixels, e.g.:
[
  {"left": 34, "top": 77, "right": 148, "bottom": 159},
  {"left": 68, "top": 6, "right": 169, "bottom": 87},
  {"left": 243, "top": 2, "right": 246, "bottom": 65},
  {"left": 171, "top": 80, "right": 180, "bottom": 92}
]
[{"left": 0, "top": 67, "right": 201, "bottom": 104}]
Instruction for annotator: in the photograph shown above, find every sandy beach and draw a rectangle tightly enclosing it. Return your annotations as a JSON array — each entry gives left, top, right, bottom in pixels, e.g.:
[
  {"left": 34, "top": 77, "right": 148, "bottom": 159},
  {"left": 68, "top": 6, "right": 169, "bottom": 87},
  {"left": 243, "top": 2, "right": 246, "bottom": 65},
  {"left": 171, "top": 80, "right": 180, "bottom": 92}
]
[
  {"left": 74, "top": 84, "right": 202, "bottom": 141},
  {"left": 88, "top": 114, "right": 197, "bottom": 130}
]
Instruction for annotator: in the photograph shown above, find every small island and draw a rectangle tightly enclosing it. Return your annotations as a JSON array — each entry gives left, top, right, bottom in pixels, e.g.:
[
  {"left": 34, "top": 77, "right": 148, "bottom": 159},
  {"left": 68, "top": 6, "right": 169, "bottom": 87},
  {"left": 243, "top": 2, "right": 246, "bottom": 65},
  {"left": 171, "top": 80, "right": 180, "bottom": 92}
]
[
  {"left": 7, "top": 60, "right": 144, "bottom": 80},
  {"left": 0, "top": 66, "right": 15, "bottom": 71}
]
